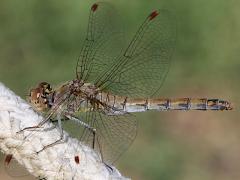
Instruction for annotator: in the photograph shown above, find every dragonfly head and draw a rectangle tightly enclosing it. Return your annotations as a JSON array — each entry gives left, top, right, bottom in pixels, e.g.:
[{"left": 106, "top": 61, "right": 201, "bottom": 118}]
[
  {"left": 28, "top": 82, "right": 54, "bottom": 111},
  {"left": 225, "top": 100, "right": 233, "bottom": 110},
  {"left": 219, "top": 99, "right": 233, "bottom": 110}
]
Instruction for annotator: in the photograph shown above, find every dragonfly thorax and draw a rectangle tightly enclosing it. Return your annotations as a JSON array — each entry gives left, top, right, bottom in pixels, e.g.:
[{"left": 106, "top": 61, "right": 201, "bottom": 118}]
[
  {"left": 81, "top": 83, "right": 99, "bottom": 97},
  {"left": 69, "top": 79, "right": 99, "bottom": 97},
  {"left": 69, "top": 79, "right": 84, "bottom": 94}
]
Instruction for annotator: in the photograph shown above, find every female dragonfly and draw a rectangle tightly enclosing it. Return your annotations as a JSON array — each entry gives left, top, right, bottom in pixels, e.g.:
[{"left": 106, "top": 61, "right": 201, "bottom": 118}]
[{"left": 23, "top": 2, "right": 232, "bottom": 166}]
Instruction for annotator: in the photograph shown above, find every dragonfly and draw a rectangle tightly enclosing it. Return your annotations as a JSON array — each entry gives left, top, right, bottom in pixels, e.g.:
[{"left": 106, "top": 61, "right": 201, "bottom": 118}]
[{"left": 20, "top": 2, "right": 232, "bottom": 167}]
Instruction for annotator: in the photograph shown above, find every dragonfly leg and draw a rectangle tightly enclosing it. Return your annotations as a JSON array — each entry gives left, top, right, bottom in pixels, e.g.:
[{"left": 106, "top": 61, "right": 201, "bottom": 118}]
[
  {"left": 104, "top": 163, "right": 113, "bottom": 172},
  {"left": 17, "top": 124, "right": 42, "bottom": 134},
  {"left": 64, "top": 113, "right": 97, "bottom": 149},
  {"left": 17, "top": 116, "right": 51, "bottom": 134},
  {"left": 57, "top": 113, "right": 63, "bottom": 137},
  {"left": 92, "top": 130, "right": 96, "bottom": 149},
  {"left": 37, "top": 114, "right": 65, "bottom": 154},
  {"left": 38, "top": 113, "right": 97, "bottom": 153},
  {"left": 37, "top": 135, "right": 65, "bottom": 154}
]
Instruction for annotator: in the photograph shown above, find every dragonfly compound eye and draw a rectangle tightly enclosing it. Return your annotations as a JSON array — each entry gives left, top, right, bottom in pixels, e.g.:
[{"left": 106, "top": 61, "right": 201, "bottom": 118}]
[
  {"left": 39, "top": 82, "right": 52, "bottom": 94},
  {"left": 28, "top": 85, "right": 52, "bottom": 111}
]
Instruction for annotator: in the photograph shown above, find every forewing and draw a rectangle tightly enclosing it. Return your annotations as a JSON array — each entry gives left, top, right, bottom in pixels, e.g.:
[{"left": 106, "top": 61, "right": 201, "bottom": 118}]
[
  {"left": 95, "top": 10, "right": 176, "bottom": 98},
  {"left": 76, "top": 2, "right": 125, "bottom": 83}
]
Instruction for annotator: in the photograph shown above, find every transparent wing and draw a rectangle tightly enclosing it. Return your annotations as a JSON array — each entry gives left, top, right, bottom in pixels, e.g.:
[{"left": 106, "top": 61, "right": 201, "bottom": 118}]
[
  {"left": 3, "top": 154, "right": 59, "bottom": 178},
  {"left": 76, "top": 3, "right": 176, "bottom": 98},
  {"left": 62, "top": 108, "right": 138, "bottom": 164},
  {"left": 76, "top": 2, "right": 125, "bottom": 83},
  {"left": 95, "top": 10, "right": 176, "bottom": 98},
  {"left": 4, "top": 154, "right": 30, "bottom": 178}
]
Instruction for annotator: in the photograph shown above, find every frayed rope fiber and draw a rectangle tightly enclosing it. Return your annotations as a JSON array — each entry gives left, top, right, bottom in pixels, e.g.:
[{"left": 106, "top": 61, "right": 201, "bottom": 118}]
[{"left": 0, "top": 82, "right": 129, "bottom": 180}]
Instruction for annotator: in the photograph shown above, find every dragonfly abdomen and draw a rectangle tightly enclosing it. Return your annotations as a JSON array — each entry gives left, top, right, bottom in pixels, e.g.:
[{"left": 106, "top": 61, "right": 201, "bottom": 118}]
[
  {"left": 147, "top": 98, "right": 232, "bottom": 111},
  {"left": 101, "top": 95, "right": 232, "bottom": 113}
]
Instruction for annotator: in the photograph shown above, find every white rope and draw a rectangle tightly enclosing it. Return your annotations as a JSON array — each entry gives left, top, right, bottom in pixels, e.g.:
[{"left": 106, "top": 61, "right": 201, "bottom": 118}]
[{"left": 0, "top": 82, "right": 129, "bottom": 180}]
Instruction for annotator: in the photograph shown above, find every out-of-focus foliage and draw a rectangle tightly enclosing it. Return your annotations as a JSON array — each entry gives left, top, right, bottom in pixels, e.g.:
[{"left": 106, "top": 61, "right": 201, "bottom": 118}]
[{"left": 0, "top": 0, "right": 239, "bottom": 180}]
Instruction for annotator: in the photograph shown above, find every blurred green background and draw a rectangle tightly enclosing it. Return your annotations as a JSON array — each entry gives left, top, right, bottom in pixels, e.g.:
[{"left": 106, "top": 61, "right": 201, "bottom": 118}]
[{"left": 0, "top": 0, "right": 239, "bottom": 179}]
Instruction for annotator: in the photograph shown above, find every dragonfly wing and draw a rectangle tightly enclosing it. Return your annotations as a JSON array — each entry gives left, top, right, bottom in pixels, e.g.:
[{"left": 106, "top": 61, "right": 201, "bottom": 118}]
[
  {"left": 62, "top": 108, "right": 137, "bottom": 165},
  {"left": 3, "top": 154, "right": 30, "bottom": 177},
  {"left": 91, "top": 111, "right": 137, "bottom": 164},
  {"left": 76, "top": 2, "right": 125, "bottom": 83},
  {"left": 77, "top": 3, "right": 176, "bottom": 98},
  {"left": 95, "top": 9, "right": 177, "bottom": 98}
]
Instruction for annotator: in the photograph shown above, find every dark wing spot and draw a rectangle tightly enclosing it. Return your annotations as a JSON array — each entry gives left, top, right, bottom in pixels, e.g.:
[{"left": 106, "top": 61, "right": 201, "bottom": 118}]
[
  {"left": 74, "top": 156, "right": 80, "bottom": 164},
  {"left": 149, "top": 10, "right": 159, "bottom": 20},
  {"left": 4, "top": 154, "right": 13, "bottom": 166},
  {"left": 91, "top": 3, "right": 98, "bottom": 12}
]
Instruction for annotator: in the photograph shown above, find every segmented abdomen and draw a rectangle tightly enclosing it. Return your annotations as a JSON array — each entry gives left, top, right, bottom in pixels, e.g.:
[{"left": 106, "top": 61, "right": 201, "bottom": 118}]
[{"left": 98, "top": 92, "right": 232, "bottom": 114}]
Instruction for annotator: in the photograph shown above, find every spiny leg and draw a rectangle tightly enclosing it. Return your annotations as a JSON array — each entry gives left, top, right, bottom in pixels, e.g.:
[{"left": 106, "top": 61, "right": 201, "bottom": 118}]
[
  {"left": 37, "top": 113, "right": 96, "bottom": 153},
  {"left": 37, "top": 113, "right": 64, "bottom": 153},
  {"left": 16, "top": 122, "right": 47, "bottom": 142},
  {"left": 65, "top": 113, "right": 97, "bottom": 149},
  {"left": 104, "top": 163, "right": 113, "bottom": 172},
  {"left": 17, "top": 114, "right": 53, "bottom": 134},
  {"left": 92, "top": 129, "right": 96, "bottom": 149},
  {"left": 17, "top": 124, "right": 42, "bottom": 134}
]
